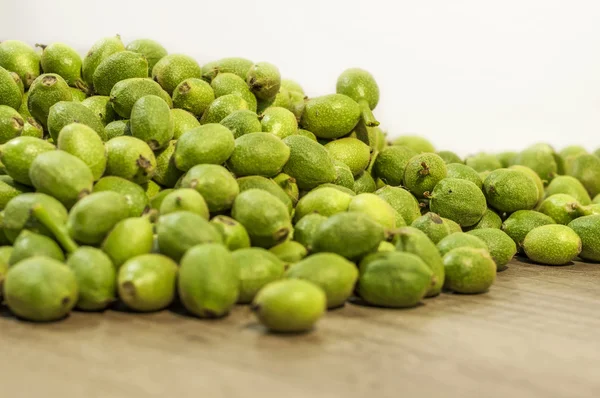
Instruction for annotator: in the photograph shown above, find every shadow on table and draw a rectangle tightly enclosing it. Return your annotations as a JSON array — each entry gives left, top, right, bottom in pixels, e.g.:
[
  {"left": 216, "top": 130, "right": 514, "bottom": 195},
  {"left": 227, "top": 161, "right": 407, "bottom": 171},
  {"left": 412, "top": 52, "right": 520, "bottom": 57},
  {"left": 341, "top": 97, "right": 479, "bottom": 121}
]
[
  {"left": 1, "top": 303, "right": 102, "bottom": 328},
  {"left": 166, "top": 299, "right": 232, "bottom": 321},
  {"left": 242, "top": 322, "right": 317, "bottom": 337},
  {"left": 0, "top": 304, "right": 14, "bottom": 320},
  {"left": 512, "top": 254, "right": 576, "bottom": 267},
  {"left": 347, "top": 295, "right": 426, "bottom": 311}
]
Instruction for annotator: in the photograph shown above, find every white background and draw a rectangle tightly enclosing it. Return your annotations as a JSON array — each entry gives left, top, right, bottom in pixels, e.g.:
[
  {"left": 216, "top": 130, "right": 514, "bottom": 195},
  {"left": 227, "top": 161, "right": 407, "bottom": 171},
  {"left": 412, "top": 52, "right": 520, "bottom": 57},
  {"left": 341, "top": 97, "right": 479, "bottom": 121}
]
[{"left": 3, "top": 0, "right": 600, "bottom": 156}]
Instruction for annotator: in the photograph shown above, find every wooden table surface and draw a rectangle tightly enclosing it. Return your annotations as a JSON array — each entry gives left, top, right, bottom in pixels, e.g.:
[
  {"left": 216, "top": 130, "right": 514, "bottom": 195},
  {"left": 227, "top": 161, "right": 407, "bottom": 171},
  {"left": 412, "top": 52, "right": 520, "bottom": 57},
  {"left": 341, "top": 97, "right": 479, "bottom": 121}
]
[{"left": 2, "top": 257, "right": 599, "bottom": 398}]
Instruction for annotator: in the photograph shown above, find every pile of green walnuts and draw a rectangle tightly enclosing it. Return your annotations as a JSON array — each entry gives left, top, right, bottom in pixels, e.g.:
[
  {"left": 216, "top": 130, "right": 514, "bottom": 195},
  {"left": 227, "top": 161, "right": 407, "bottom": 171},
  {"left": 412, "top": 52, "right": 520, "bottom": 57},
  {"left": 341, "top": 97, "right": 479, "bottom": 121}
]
[{"left": 0, "top": 36, "right": 598, "bottom": 333}]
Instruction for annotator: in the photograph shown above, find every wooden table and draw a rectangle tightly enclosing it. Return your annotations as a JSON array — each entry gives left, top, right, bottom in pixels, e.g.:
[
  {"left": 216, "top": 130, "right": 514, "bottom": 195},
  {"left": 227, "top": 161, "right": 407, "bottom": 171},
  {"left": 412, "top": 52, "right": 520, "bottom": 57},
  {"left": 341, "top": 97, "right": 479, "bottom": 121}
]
[{"left": 2, "top": 258, "right": 599, "bottom": 398}]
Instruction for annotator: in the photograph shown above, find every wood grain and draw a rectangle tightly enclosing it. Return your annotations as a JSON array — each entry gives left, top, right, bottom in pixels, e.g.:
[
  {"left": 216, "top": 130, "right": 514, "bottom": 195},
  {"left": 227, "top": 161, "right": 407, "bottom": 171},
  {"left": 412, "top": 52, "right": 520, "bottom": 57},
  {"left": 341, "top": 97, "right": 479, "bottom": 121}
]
[{"left": 1, "top": 258, "right": 599, "bottom": 398}]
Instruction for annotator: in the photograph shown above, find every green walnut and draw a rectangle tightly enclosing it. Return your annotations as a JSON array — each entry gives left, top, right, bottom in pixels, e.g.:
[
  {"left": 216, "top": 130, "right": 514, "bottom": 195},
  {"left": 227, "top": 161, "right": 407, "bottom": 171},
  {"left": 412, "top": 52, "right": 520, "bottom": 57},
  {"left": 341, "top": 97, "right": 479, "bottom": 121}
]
[
  {"left": 67, "top": 247, "right": 116, "bottom": 311},
  {"left": 446, "top": 163, "right": 483, "bottom": 189},
  {"left": 300, "top": 94, "right": 360, "bottom": 139},
  {"left": 537, "top": 194, "right": 583, "bottom": 225},
  {"left": 82, "top": 35, "right": 125, "bottom": 89},
  {"left": 236, "top": 176, "right": 293, "bottom": 215},
  {"left": 437, "top": 150, "right": 463, "bottom": 165},
  {"left": 180, "top": 164, "right": 239, "bottom": 213},
  {"left": 152, "top": 54, "right": 202, "bottom": 95},
  {"left": 545, "top": 175, "right": 592, "bottom": 205},
  {"left": 429, "top": 178, "right": 487, "bottom": 227},
  {"left": 483, "top": 168, "right": 539, "bottom": 213},
  {"left": 394, "top": 226, "right": 445, "bottom": 297},
  {"left": 348, "top": 193, "right": 399, "bottom": 229},
  {"left": 171, "top": 109, "right": 201, "bottom": 139},
  {"left": 9, "top": 230, "right": 65, "bottom": 266},
  {"left": 156, "top": 211, "right": 222, "bottom": 262},
  {"left": 126, "top": 38, "right": 168, "bottom": 75},
  {"left": 282, "top": 135, "right": 336, "bottom": 190},
  {"left": 358, "top": 251, "right": 433, "bottom": 308},
  {"left": 269, "top": 241, "right": 307, "bottom": 264},
  {"left": 233, "top": 247, "right": 286, "bottom": 304},
  {"left": 94, "top": 176, "right": 149, "bottom": 217},
  {"left": 0, "top": 40, "right": 41, "bottom": 88},
  {"left": 159, "top": 188, "right": 209, "bottom": 219},
  {"left": 285, "top": 252, "right": 358, "bottom": 309},
  {"left": 442, "top": 247, "right": 496, "bottom": 294},
  {"left": 227, "top": 132, "right": 290, "bottom": 177},
  {"left": 92, "top": 51, "right": 148, "bottom": 96},
  {"left": 251, "top": 279, "right": 326, "bottom": 333},
  {"left": 4, "top": 256, "right": 78, "bottom": 322},
  {"left": 501, "top": 210, "right": 556, "bottom": 249},
  {"left": 118, "top": 254, "right": 178, "bottom": 312},
  {"left": 411, "top": 212, "right": 451, "bottom": 244},
  {"left": 130, "top": 95, "right": 174, "bottom": 150},
  {"left": 1, "top": 136, "right": 55, "bottom": 186},
  {"left": 110, "top": 77, "right": 171, "bottom": 118},
  {"left": 172, "top": 77, "right": 215, "bottom": 117},
  {"left": 403, "top": 153, "right": 447, "bottom": 198},
  {"left": 373, "top": 145, "right": 417, "bottom": 186},
  {"left": 57, "top": 123, "right": 107, "bottom": 181},
  {"left": 467, "top": 228, "right": 517, "bottom": 269},
  {"left": 336, "top": 68, "right": 380, "bottom": 127},
  {"left": 465, "top": 208, "right": 502, "bottom": 231},
  {"left": 568, "top": 154, "right": 600, "bottom": 197},
  {"left": 311, "top": 212, "right": 385, "bottom": 260},
  {"left": 29, "top": 150, "right": 94, "bottom": 209},
  {"left": 210, "top": 215, "right": 251, "bottom": 251},
  {"left": 465, "top": 153, "right": 502, "bottom": 172},
  {"left": 179, "top": 244, "right": 240, "bottom": 318},
  {"left": 392, "top": 135, "right": 435, "bottom": 153},
  {"left": 231, "top": 189, "right": 292, "bottom": 248},
  {"left": 294, "top": 187, "right": 352, "bottom": 222},
  {"left": 27, "top": 73, "right": 72, "bottom": 128},
  {"left": 436, "top": 232, "right": 488, "bottom": 257},
  {"left": 568, "top": 215, "right": 600, "bottom": 262},
  {"left": 246, "top": 62, "right": 281, "bottom": 101},
  {"left": 522, "top": 225, "right": 582, "bottom": 265},
  {"left": 512, "top": 143, "right": 558, "bottom": 184}
]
